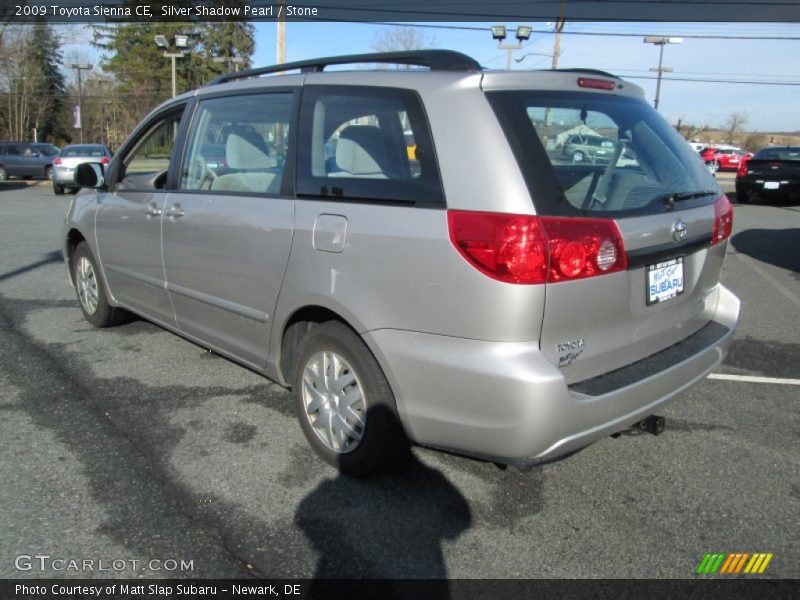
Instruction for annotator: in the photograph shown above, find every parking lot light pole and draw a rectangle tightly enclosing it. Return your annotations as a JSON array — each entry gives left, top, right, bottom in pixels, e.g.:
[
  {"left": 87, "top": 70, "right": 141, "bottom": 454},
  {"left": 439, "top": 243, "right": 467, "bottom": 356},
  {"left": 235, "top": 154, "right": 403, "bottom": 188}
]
[
  {"left": 492, "top": 25, "right": 533, "bottom": 70},
  {"left": 155, "top": 35, "right": 188, "bottom": 98},
  {"left": 68, "top": 63, "right": 92, "bottom": 143},
  {"left": 644, "top": 36, "right": 683, "bottom": 111}
]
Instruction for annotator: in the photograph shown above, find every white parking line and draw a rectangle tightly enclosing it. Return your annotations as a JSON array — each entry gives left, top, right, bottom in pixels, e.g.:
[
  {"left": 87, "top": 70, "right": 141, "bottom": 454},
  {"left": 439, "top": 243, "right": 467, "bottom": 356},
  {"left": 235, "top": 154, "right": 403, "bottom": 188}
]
[{"left": 709, "top": 373, "right": 800, "bottom": 386}]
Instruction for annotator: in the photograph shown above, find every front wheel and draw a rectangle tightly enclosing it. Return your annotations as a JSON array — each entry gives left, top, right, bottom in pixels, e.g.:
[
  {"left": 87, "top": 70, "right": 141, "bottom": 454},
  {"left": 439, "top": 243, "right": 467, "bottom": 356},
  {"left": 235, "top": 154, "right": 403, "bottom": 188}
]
[
  {"left": 71, "top": 242, "right": 131, "bottom": 328},
  {"left": 292, "top": 321, "right": 409, "bottom": 477},
  {"left": 572, "top": 150, "right": 585, "bottom": 162}
]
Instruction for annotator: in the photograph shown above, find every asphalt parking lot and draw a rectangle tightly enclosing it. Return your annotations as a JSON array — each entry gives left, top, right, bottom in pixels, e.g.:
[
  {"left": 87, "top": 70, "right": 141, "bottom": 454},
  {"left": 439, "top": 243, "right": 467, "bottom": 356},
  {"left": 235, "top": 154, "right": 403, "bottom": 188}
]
[{"left": 0, "top": 178, "right": 797, "bottom": 580}]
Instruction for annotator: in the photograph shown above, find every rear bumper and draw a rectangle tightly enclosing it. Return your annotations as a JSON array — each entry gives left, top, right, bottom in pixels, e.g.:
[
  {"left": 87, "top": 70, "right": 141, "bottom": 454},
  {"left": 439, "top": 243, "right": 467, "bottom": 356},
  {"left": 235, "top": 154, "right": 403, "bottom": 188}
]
[
  {"left": 365, "top": 284, "right": 740, "bottom": 467},
  {"left": 53, "top": 167, "right": 77, "bottom": 186},
  {"left": 736, "top": 179, "right": 800, "bottom": 198}
]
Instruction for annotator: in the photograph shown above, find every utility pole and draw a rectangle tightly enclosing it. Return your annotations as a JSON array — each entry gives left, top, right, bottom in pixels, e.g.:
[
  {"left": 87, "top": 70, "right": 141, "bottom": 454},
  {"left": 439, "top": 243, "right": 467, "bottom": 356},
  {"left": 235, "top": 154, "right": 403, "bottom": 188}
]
[
  {"left": 277, "top": 0, "right": 286, "bottom": 64},
  {"left": 644, "top": 36, "right": 683, "bottom": 111},
  {"left": 68, "top": 63, "right": 92, "bottom": 143},
  {"left": 96, "top": 78, "right": 107, "bottom": 147},
  {"left": 551, "top": 7, "right": 566, "bottom": 70}
]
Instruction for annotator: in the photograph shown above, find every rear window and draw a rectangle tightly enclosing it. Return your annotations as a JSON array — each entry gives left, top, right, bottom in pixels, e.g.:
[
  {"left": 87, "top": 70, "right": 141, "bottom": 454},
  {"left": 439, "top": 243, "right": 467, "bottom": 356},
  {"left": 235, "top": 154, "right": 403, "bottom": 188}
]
[
  {"left": 35, "top": 144, "right": 60, "bottom": 156},
  {"left": 753, "top": 147, "right": 800, "bottom": 161},
  {"left": 61, "top": 145, "right": 107, "bottom": 157},
  {"left": 487, "top": 91, "right": 719, "bottom": 217}
]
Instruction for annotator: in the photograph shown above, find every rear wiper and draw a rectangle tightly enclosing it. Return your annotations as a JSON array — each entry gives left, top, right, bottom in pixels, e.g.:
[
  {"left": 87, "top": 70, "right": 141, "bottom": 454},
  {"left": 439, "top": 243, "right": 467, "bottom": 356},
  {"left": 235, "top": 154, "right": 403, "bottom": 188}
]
[{"left": 654, "top": 189, "right": 718, "bottom": 209}]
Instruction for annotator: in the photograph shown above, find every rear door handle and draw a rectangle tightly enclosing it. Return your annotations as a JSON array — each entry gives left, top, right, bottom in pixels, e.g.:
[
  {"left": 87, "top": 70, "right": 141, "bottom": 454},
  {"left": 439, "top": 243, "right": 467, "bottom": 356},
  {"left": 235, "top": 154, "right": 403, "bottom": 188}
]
[
  {"left": 144, "top": 202, "right": 162, "bottom": 217},
  {"left": 165, "top": 204, "right": 185, "bottom": 219}
]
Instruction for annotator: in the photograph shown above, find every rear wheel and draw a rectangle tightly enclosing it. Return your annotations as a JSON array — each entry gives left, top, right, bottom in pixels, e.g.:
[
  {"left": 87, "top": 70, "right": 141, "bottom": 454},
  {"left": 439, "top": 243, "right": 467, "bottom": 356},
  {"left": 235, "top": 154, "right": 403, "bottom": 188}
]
[
  {"left": 0, "top": 166, "right": 8, "bottom": 181},
  {"left": 572, "top": 150, "right": 585, "bottom": 162},
  {"left": 53, "top": 182, "right": 65, "bottom": 195},
  {"left": 736, "top": 187, "right": 750, "bottom": 204},
  {"left": 292, "top": 321, "right": 409, "bottom": 477},
  {"left": 44, "top": 165, "right": 53, "bottom": 180},
  {"left": 71, "top": 242, "right": 131, "bottom": 328}
]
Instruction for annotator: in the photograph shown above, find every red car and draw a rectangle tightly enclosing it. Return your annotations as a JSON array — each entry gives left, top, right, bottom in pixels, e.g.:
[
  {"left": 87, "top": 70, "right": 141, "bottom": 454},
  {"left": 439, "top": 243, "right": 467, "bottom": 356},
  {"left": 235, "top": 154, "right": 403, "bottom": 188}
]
[{"left": 700, "top": 147, "right": 753, "bottom": 172}]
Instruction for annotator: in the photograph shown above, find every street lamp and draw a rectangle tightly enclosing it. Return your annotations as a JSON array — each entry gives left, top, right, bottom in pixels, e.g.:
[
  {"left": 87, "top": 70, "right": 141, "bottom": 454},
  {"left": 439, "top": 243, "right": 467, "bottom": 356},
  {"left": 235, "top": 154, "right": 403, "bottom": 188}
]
[
  {"left": 213, "top": 56, "right": 245, "bottom": 72},
  {"left": 68, "top": 63, "right": 92, "bottom": 143},
  {"left": 154, "top": 35, "right": 188, "bottom": 98},
  {"left": 492, "top": 25, "right": 533, "bottom": 70},
  {"left": 644, "top": 36, "right": 683, "bottom": 111}
]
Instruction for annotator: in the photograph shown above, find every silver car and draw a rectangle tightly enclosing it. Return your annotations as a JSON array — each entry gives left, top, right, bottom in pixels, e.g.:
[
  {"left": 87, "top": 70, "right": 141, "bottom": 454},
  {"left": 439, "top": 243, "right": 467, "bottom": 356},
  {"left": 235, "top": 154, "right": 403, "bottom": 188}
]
[
  {"left": 53, "top": 144, "right": 112, "bottom": 195},
  {"left": 63, "top": 51, "right": 740, "bottom": 476}
]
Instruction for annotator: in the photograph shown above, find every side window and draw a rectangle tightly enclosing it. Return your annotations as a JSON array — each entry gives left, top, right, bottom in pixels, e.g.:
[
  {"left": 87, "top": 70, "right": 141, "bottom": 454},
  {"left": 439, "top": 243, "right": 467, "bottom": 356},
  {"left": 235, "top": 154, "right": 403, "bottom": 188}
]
[
  {"left": 118, "top": 110, "right": 183, "bottom": 190},
  {"left": 7, "top": 145, "right": 22, "bottom": 156},
  {"left": 180, "top": 92, "right": 292, "bottom": 194},
  {"left": 297, "top": 86, "right": 444, "bottom": 206}
]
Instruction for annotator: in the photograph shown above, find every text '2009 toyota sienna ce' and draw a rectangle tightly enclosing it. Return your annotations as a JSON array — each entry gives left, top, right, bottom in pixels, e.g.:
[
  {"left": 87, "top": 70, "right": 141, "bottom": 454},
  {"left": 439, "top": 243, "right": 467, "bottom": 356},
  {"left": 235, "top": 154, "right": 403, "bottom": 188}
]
[{"left": 64, "top": 51, "right": 740, "bottom": 476}]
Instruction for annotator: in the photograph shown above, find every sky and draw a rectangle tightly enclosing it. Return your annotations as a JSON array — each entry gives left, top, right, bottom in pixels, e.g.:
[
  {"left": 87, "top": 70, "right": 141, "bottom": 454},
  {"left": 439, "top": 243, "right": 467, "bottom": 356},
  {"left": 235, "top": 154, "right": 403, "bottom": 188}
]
[{"left": 61, "top": 21, "right": 800, "bottom": 133}]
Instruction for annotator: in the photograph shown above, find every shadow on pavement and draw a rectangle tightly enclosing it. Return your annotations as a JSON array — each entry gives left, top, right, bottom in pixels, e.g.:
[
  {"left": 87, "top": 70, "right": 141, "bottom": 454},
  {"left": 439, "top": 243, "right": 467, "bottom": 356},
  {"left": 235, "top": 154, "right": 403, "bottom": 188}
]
[
  {"left": 296, "top": 408, "right": 471, "bottom": 594},
  {"left": 0, "top": 250, "right": 63, "bottom": 283},
  {"left": 730, "top": 228, "right": 800, "bottom": 273},
  {"left": 0, "top": 181, "right": 32, "bottom": 192}
]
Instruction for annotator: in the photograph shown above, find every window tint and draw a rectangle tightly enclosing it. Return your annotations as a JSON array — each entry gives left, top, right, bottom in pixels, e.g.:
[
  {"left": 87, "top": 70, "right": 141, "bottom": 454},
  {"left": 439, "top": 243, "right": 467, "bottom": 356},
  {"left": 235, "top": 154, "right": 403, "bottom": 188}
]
[
  {"left": 297, "top": 86, "right": 444, "bottom": 206},
  {"left": 123, "top": 112, "right": 183, "bottom": 180},
  {"left": 180, "top": 93, "right": 292, "bottom": 194},
  {"left": 62, "top": 145, "right": 106, "bottom": 157},
  {"left": 753, "top": 147, "right": 800, "bottom": 161},
  {"left": 488, "top": 91, "right": 718, "bottom": 217},
  {"left": 6, "top": 145, "right": 22, "bottom": 156}
]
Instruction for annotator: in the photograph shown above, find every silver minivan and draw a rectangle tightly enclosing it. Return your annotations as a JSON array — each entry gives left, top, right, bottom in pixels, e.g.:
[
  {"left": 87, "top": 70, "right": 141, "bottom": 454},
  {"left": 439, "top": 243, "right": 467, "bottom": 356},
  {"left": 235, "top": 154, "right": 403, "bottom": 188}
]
[{"left": 64, "top": 51, "right": 739, "bottom": 476}]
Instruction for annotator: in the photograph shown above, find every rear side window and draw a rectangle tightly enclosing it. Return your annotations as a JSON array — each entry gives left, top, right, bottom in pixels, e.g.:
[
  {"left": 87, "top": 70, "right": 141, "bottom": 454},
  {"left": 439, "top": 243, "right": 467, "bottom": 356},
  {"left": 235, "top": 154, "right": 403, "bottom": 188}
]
[
  {"left": 180, "top": 92, "right": 292, "bottom": 195},
  {"left": 487, "top": 91, "right": 719, "bottom": 217},
  {"left": 297, "top": 86, "right": 444, "bottom": 206}
]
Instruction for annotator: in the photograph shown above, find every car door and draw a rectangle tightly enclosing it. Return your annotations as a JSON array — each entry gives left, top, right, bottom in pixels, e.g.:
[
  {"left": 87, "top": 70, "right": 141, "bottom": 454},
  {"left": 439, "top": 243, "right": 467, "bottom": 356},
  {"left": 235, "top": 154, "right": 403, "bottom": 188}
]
[
  {"left": 4, "top": 144, "right": 25, "bottom": 176},
  {"left": 94, "top": 104, "right": 188, "bottom": 327},
  {"left": 161, "top": 90, "right": 296, "bottom": 368}
]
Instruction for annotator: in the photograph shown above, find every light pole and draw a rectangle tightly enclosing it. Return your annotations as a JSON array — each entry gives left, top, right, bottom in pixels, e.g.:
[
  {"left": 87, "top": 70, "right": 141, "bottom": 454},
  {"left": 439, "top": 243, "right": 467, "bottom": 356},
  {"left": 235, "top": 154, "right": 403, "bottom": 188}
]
[
  {"left": 492, "top": 25, "right": 532, "bottom": 70},
  {"left": 68, "top": 63, "right": 92, "bottom": 143},
  {"left": 644, "top": 36, "right": 683, "bottom": 111},
  {"left": 213, "top": 56, "right": 244, "bottom": 72},
  {"left": 155, "top": 34, "right": 189, "bottom": 98}
]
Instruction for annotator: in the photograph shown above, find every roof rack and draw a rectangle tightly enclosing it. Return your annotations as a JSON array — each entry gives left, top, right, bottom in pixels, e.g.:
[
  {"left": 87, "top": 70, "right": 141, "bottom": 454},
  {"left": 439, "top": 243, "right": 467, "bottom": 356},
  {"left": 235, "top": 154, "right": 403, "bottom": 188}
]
[{"left": 206, "top": 50, "right": 482, "bottom": 86}]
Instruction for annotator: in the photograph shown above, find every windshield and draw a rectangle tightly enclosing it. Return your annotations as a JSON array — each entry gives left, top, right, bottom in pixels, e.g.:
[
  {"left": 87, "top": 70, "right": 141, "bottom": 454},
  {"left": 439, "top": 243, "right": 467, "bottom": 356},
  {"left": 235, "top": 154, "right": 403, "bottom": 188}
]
[{"left": 487, "top": 91, "right": 720, "bottom": 217}]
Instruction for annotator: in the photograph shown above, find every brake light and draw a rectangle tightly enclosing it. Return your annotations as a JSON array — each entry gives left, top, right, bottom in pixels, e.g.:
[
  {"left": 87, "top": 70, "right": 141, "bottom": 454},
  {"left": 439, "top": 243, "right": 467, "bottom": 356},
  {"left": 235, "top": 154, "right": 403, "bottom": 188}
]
[
  {"left": 100, "top": 156, "right": 110, "bottom": 165},
  {"left": 447, "top": 211, "right": 627, "bottom": 284},
  {"left": 53, "top": 157, "right": 62, "bottom": 166},
  {"left": 577, "top": 77, "right": 615, "bottom": 91},
  {"left": 711, "top": 195, "right": 733, "bottom": 245},
  {"left": 736, "top": 162, "right": 748, "bottom": 178}
]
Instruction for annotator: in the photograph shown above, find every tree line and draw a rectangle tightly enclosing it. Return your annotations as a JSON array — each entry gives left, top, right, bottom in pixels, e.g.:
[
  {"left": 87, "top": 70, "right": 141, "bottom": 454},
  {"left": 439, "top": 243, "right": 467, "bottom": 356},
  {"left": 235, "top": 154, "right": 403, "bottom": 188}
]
[{"left": 0, "top": 22, "right": 254, "bottom": 149}]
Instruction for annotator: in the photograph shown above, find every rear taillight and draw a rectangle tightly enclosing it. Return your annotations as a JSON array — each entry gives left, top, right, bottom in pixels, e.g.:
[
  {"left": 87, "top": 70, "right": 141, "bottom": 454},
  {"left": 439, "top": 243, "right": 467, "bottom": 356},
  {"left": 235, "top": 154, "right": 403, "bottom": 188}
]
[
  {"left": 711, "top": 195, "right": 733, "bottom": 245},
  {"left": 737, "top": 162, "right": 748, "bottom": 178},
  {"left": 100, "top": 156, "right": 110, "bottom": 165},
  {"left": 53, "top": 157, "right": 62, "bottom": 166},
  {"left": 447, "top": 211, "right": 627, "bottom": 284}
]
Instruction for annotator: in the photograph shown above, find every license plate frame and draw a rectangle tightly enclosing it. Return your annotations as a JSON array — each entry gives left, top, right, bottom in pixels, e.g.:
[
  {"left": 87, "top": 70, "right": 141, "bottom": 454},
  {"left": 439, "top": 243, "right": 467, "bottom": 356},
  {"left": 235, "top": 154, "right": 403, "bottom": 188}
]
[
  {"left": 646, "top": 257, "right": 685, "bottom": 305},
  {"left": 763, "top": 181, "right": 780, "bottom": 190}
]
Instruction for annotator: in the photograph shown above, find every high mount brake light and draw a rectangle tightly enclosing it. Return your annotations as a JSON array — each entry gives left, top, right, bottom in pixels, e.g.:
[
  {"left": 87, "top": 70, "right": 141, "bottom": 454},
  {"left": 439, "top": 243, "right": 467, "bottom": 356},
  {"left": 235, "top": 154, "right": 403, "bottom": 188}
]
[
  {"left": 447, "top": 211, "right": 627, "bottom": 285},
  {"left": 577, "top": 77, "right": 616, "bottom": 91},
  {"left": 711, "top": 195, "right": 733, "bottom": 245}
]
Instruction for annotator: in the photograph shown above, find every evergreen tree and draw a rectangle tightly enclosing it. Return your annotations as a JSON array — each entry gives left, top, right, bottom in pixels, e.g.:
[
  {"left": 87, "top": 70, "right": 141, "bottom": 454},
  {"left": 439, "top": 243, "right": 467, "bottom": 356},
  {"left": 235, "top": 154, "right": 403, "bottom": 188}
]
[{"left": 26, "top": 23, "right": 67, "bottom": 142}]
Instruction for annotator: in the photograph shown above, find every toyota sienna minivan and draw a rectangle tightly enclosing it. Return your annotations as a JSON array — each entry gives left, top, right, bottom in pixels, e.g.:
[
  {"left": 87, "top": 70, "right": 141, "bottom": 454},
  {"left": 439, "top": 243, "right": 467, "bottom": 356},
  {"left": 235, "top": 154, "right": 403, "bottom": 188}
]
[{"left": 64, "top": 51, "right": 739, "bottom": 476}]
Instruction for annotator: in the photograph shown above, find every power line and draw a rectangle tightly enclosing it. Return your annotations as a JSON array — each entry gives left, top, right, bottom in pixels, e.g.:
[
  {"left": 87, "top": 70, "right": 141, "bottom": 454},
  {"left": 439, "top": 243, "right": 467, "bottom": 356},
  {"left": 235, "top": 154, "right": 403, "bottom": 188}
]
[{"left": 623, "top": 75, "right": 800, "bottom": 86}]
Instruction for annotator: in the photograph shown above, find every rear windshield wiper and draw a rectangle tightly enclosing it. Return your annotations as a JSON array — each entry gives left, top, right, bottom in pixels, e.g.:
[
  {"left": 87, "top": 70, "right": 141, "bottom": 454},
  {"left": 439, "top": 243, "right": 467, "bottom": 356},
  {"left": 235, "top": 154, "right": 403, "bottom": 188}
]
[{"left": 653, "top": 189, "right": 718, "bottom": 209}]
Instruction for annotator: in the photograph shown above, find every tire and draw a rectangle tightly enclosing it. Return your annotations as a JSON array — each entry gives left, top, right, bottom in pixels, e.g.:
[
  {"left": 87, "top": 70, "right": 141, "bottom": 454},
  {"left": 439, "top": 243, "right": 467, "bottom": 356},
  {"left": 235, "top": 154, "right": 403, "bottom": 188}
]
[
  {"left": 71, "top": 242, "right": 131, "bottom": 328},
  {"left": 53, "top": 182, "right": 65, "bottom": 195},
  {"left": 44, "top": 165, "right": 53, "bottom": 180},
  {"left": 736, "top": 187, "right": 750, "bottom": 204},
  {"left": 572, "top": 150, "right": 585, "bottom": 162},
  {"left": 0, "top": 166, "right": 8, "bottom": 181},
  {"left": 292, "top": 321, "right": 409, "bottom": 477}
]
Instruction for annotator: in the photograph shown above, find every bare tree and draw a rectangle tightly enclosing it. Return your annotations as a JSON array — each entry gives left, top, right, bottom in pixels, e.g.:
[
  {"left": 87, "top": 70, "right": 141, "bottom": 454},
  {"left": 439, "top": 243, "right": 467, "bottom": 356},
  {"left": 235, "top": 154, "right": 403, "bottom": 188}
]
[
  {"left": 370, "top": 26, "right": 436, "bottom": 54},
  {"left": 723, "top": 111, "right": 749, "bottom": 145}
]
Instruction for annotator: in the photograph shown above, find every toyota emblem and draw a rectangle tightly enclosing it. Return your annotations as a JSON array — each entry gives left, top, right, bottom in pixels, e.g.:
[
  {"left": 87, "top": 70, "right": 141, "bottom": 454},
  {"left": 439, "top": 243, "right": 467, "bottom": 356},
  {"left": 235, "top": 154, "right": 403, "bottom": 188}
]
[{"left": 671, "top": 219, "right": 688, "bottom": 242}]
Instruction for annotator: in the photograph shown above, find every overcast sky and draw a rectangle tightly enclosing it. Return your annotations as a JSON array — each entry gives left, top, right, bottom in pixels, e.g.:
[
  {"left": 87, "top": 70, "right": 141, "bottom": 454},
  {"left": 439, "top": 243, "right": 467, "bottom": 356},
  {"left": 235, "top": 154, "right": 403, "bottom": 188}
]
[{"left": 60, "top": 21, "right": 800, "bottom": 133}]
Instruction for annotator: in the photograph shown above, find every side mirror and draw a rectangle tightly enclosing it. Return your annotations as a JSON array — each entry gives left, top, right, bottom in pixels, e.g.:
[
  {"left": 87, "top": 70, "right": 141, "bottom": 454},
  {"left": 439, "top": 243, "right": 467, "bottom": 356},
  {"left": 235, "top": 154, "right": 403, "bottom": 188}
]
[{"left": 75, "top": 162, "right": 106, "bottom": 189}]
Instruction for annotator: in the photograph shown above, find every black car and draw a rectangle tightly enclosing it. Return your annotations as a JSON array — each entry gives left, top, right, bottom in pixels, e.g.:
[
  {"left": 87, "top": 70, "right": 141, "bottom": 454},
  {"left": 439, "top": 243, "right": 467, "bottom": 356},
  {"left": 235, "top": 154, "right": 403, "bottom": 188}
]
[
  {"left": 0, "top": 142, "right": 60, "bottom": 181},
  {"left": 735, "top": 146, "right": 800, "bottom": 204}
]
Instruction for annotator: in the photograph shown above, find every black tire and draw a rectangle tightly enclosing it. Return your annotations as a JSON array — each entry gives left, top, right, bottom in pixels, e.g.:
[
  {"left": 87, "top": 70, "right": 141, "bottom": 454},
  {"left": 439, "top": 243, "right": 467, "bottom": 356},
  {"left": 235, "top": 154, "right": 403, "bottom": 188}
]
[
  {"left": 572, "top": 150, "right": 584, "bottom": 162},
  {"left": 0, "top": 166, "right": 8, "bottom": 181},
  {"left": 53, "top": 182, "right": 65, "bottom": 195},
  {"left": 71, "top": 242, "right": 131, "bottom": 328},
  {"left": 292, "top": 321, "right": 409, "bottom": 477},
  {"left": 44, "top": 165, "right": 53, "bottom": 180},
  {"left": 736, "top": 188, "right": 750, "bottom": 204}
]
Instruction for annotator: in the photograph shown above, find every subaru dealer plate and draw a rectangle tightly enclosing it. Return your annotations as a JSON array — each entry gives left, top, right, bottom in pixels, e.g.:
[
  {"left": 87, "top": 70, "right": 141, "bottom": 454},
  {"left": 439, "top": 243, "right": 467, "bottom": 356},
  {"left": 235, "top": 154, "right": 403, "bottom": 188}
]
[{"left": 647, "top": 257, "right": 684, "bottom": 305}]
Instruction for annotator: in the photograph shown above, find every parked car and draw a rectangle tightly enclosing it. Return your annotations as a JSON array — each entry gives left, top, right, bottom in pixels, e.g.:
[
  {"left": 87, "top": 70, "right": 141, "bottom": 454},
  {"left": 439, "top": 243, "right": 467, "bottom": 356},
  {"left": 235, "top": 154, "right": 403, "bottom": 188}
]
[
  {"left": 64, "top": 50, "right": 739, "bottom": 476},
  {"left": 735, "top": 146, "right": 800, "bottom": 204},
  {"left": 700, "top": 147, "right": 753, "bottom": 172},
  {"left": 0, "top": 142, "right": 60, "bottom": 181},
  {"left": 53, "top": 144, "right": 113, "bottom": 195},
  {"left": 562, "top": 134, "right": 617, "bottom": 163}
]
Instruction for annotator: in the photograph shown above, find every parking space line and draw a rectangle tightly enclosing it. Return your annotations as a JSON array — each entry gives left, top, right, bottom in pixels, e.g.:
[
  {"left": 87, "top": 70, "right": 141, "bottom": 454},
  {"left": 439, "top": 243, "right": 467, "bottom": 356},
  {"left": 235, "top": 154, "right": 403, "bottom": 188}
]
[{"left": 709, "top": 373, "right": 800, "bottom": 386}]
